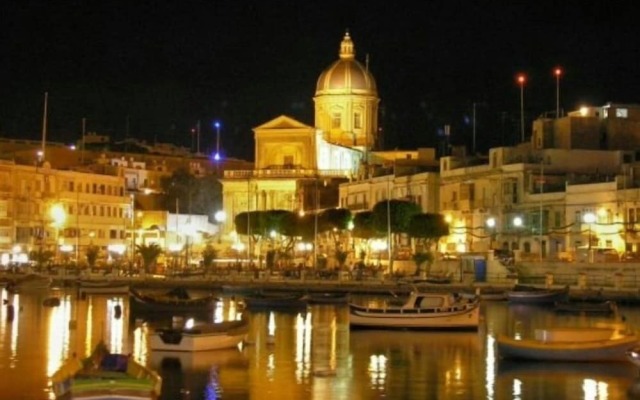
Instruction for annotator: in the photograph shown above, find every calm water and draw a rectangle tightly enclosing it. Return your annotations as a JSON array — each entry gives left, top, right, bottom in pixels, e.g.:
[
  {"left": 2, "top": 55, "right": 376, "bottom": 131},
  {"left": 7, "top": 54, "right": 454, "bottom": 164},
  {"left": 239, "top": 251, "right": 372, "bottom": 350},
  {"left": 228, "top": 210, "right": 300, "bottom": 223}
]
[{"left": 2, "top": 287, "right": 640, "bottom": 400}]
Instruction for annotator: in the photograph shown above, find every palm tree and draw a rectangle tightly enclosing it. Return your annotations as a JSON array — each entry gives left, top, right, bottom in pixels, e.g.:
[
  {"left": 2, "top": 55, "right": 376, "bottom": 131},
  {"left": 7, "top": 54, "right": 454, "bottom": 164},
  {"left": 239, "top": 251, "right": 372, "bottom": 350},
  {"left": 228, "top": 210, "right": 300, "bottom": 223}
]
[
  {"left": 201, "top": 244, "right": 218, "bottom": 275},
  {"left": 85, "top": 245, "right": 100, "bottom": 270},
  {"left": 135, "top": 243, "right": 163, "bottom": 275},
  {"left": 335, "top": 249, "right": 349, "bottom": 270},
  {"left": 412, "top": 251, "right": 434, "bottom": 277}
]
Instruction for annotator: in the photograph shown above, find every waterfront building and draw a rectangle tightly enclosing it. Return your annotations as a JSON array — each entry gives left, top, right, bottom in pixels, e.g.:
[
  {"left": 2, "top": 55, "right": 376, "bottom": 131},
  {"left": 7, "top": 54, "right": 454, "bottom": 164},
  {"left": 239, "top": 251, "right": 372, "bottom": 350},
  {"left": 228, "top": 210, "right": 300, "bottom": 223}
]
[{"left": 0, "top": 138, "right": 231, "bottom": 268}]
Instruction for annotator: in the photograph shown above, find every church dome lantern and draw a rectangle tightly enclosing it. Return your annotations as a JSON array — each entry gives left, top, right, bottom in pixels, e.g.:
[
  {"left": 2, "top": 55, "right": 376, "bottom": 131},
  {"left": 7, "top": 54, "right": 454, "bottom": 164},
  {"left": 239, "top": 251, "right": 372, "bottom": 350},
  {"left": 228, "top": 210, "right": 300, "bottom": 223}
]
[{"left": 315, "top": 32, "right": 377, "bottom": 95}]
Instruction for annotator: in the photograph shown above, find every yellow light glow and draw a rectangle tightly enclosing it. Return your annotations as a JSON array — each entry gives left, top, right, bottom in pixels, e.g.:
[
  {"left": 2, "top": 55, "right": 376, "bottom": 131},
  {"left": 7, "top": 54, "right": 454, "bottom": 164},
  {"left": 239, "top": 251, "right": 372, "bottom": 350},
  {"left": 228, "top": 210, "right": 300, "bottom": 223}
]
[{"left": 50, "top": 204, "right": 66, "bottom": 227}]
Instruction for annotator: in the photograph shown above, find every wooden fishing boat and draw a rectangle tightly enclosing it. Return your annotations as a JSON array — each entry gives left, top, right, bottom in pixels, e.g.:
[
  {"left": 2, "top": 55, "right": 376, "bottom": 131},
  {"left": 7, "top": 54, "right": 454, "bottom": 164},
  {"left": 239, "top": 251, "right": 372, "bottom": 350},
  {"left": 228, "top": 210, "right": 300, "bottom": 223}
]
[
  {"left": 77, "top": 280, "right": 130, "bottom": 295},
  {"left": 50, "top": 341, "right": 162, "bottom": 399},
  {"left": 148, "top": 318, "right": 249, "bottom": 352},
  {"left": 497, "top": 326, "right": 639, "bottom": 362},
  {"left": 129, "top": 287, "right": 217, "bottom": 312},
  {"left": 5, "top": 273, "right": 51, "bottom": 292},
  {"left": 506, "top": 284, "right": 569, "bottom": 304},
  {"left": 554, "top": 300, "right": 618, "bottom": 316},
  {"left": 304, "top": 292, "right": 350, "bottom": 305},
  {"left": 242, "top": 292, "right": 307, "bottom": 311},
  {"left": 349, "top": 291, "right": 480, "bottom": 330}
]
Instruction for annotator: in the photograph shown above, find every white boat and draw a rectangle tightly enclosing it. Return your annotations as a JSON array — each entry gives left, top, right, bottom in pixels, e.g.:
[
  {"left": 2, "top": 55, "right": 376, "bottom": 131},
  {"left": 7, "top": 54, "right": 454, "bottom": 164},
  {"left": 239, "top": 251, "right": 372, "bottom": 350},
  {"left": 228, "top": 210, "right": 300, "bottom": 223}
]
[
  {"left": 348, "top": 291, "right": 480, "bottom": 330},
  {"left": 497, "top": 326, "right": 639, "bottom": 362},
  {"left": 149, "top": 318, "right": 249, "bottom": 352}
]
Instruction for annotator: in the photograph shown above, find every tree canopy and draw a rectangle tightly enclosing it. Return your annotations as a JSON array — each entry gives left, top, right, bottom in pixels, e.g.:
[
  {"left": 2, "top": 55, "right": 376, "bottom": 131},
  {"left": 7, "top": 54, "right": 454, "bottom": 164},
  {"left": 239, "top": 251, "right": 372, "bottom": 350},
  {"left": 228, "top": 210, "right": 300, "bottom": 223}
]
[{"left": 372, "top": 199, "right": 422, "bottom": 234}]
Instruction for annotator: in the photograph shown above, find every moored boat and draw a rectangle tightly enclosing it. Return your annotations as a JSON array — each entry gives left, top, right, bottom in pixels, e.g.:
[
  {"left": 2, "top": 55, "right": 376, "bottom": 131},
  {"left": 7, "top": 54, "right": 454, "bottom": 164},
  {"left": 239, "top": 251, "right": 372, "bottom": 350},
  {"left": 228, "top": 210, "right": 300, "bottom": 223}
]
[
  {"left": 50, "top": 340, "right": 162, "bottom": 399},
  {"left": 497, "top": 326, "right": 639, "bottom": 362},
  {"left": 304, "top": 292, "right": 350, "bottom": 305},
  {"left": 242, "top": 292, "right": 307, "bottom": 311},
  {"left": 6, "top": 274, "right": 51, "bottom": 292},
  {"left": 77, "top": 280, "right": 130, "bottom": 295},
  {"left": 348, "top": 291, "right": 480, "bottom": 330},
  {"left": 129, "top": 287, "right": 217, "bottom": 313},
  {"left": 554, "top": 300, "right": 618, "bottom": 316},
  {"left": 506, "top": 284, "right": 569, "bottom": 304},
  {"left": 148, "top": 318, "right": 249, "bottom": 352}
]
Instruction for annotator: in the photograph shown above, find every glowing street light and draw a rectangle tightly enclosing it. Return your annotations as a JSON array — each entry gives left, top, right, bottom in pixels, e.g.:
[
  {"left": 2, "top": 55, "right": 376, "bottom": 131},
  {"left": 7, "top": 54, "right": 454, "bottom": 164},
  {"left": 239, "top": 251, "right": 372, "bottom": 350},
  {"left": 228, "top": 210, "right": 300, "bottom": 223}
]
[
  {"left": 50, "top": 204, "right": 66, "bottom": 263},
  {"left": 516, "top": 74, "right": 526, "bottom": 143},
  {"left": 554, "top": 67, "right": 562, "bottom": 118},
  {"left": 513, "top": 216, "right": 523, "bottom": 228},
  {"left": 583, "top": 212, "right": 596, "bottom": 250},
  {"left": 214, "top": 121, "right": 221, "bottom": 161}
]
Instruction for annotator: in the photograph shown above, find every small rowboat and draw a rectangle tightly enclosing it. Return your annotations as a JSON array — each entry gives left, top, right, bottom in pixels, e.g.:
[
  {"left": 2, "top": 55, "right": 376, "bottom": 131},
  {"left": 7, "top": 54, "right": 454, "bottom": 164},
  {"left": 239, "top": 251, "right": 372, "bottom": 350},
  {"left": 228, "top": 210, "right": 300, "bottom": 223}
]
[{"left": 497, "top": 326, "right": 638, "bottom": 362}]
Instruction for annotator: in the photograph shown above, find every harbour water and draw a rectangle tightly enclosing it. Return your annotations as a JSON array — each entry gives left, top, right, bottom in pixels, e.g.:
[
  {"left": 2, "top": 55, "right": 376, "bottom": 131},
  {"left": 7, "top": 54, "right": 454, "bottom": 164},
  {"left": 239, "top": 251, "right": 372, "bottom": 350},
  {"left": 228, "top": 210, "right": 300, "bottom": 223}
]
[{"left": 1, "top": 286, "right": 640, "bottom": 400}]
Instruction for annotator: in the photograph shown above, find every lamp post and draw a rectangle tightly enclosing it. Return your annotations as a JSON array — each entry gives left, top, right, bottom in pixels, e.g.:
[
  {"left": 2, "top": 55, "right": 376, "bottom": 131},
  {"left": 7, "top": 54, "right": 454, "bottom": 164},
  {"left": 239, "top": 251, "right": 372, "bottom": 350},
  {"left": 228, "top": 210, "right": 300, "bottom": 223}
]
[
  {"left": 583, "top": 212, "right": 596, "bottom": 250},
  {"left": 50, "top": 204, "right": 66, "bottom": 265},
  {"left": 513, "top": 216, "right": 523, "bottom": 251},
  {"left": 214, "top": 121, "right": 221, "bottom": 161},
  {"left": 517, "top": 74, "right": 526, "bottom": 143},
  {"left": 554, "top": 67, "right": 562, "bottom": 118},
  {"left": 486, "top": 217, "right": 496, "bottom": 250},
  {"left": 214, "top": 210, "right": 226, "bottom": 244}
]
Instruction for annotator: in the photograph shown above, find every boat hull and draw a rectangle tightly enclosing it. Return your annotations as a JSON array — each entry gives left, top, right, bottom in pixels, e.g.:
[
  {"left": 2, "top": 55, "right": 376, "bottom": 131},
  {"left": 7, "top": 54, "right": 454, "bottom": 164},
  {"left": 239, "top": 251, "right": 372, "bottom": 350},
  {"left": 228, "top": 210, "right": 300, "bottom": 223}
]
[
  {"left": 148, "top": 320, "right": 248, "bottom": 352},
  {"left": 506, "top": 286, "right": 568, "bottom": 304},
  {"left": 305, "top": 293, "right": 349, "bottom": 305},
  {"left": 78, "top": 281, "right": 130, "bottom": 295},
  {"left": 51, "top": 342, "right": 161, "bottom": 400},
  {"left": 348, "top": 304, "right": 480, "bottom": 330},
  {"left": 243, "top": 294, "right": 307, "bottom": 311},
  {"left": 497, "top": 334, "right": 638, "bottom": 362},
  {"left": 129, "top": 288, "right": 216, "bottom": 313}
]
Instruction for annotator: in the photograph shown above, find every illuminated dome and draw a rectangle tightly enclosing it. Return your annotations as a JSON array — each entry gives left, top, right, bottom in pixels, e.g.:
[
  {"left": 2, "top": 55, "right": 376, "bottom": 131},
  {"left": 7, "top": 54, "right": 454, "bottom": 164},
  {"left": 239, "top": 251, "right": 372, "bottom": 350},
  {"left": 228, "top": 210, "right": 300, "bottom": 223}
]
[{"left": 315, "top": 32, "right": 377, "bottom": 95}]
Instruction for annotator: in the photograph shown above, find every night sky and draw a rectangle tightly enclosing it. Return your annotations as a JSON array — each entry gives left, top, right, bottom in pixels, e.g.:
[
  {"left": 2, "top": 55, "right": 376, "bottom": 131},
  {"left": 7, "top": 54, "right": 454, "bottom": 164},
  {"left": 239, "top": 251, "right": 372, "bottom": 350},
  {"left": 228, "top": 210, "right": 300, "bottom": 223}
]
[{"left": 2, "top": 1, "right": 639, "bottom": 160}]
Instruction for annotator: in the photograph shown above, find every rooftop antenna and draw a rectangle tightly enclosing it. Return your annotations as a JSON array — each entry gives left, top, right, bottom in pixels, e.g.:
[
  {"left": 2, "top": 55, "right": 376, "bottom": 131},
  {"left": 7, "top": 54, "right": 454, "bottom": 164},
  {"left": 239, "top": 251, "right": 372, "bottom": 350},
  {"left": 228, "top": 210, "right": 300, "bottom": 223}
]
[{"left": 41, "top": 92, "right": 48, "bottom": 161}]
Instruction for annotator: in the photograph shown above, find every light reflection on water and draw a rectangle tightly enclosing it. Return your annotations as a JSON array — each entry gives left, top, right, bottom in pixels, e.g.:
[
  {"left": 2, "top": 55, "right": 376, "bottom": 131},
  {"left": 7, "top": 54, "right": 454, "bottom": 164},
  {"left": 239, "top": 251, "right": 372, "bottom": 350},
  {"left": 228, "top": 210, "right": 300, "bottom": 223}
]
[{"left": 0, "top": 288, "right": 639, "bottom": 399}]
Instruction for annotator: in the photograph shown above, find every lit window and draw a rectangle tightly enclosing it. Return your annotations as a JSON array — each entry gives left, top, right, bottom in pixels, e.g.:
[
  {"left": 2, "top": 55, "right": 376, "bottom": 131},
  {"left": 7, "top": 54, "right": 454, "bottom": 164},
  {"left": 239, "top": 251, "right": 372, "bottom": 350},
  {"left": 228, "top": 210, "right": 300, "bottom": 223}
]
[{"left": 616, "top": 108, "right": 628, "bottom": 118}]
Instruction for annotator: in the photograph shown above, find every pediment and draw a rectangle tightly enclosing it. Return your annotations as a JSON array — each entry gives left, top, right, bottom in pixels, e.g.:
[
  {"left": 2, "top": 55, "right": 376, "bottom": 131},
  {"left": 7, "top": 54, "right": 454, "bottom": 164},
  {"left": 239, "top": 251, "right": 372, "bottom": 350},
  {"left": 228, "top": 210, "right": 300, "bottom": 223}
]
[{"left": 254, "top": 115, "right": 313, "bottom": 131}]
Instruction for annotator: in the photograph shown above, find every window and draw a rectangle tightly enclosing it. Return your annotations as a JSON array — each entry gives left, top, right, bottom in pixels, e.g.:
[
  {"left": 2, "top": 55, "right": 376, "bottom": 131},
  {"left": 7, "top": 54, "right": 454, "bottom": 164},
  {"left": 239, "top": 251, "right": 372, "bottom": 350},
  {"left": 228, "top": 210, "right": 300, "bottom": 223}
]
[
  {"left": 616, "top": 108, "right": 628, "bottom": 118},
  {"left": 354, "top": 112, "right": 362, "bottom": 129},
  {"left": 331, "top": 113, "right": 341, "bottom": 129}
]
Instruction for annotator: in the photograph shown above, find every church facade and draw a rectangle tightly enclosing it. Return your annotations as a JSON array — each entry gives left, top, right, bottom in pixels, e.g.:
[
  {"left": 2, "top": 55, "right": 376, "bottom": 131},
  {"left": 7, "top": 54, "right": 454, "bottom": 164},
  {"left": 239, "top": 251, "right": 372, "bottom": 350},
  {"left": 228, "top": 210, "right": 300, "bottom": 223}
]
[{"left": 219, "top": 32, "right": 380, "bottom": 243}]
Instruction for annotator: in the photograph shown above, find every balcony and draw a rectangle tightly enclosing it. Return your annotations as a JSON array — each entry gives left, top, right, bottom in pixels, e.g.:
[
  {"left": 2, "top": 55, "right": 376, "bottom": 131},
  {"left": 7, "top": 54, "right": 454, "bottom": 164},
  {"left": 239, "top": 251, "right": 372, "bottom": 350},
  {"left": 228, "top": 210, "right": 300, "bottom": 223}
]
[{"left": 224, "top": 168, "right": 351, "bottom": 179}]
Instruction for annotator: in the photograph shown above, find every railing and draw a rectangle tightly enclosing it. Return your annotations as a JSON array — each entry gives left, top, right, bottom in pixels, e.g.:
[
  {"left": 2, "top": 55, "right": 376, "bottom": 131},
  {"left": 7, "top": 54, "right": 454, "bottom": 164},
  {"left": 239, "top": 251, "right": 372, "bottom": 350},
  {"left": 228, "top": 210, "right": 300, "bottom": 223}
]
[{"left": 224, "top": 169, "right": 351, "bottom": 179}]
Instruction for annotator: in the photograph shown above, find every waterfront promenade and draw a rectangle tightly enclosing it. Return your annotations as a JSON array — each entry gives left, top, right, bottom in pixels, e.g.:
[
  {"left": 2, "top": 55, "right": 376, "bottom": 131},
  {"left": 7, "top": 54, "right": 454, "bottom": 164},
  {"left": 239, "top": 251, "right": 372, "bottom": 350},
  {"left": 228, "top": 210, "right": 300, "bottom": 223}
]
[{"left": 4, "top": 260, "right": 640, "bottom": 303}]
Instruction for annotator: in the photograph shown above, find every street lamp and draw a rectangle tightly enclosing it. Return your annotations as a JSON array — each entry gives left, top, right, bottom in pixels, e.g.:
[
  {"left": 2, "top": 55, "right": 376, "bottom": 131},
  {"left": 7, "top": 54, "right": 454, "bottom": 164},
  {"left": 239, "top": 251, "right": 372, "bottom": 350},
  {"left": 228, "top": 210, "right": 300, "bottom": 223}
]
[
  {"left": 517, "top": 74, "right": 526, "bottom": 143},
  {"left": 214, "top": 121, "right": 221, "bottom": 161},
  {"left": 583, "top": 212, "right": 596, "bottom": 250},
  {"left": 513, "top": 216, "right": 523, "bottom": 250},
  {"left": 554, "top": 67, "right": 562, "bottom": 118},
  {"left": 486, "top": 217, "right": 496, "bottom": 249},
  {"left": 50, "top": 204, "right": 66, "bottom": 264},
  {"left": 214, "top": 210, "right": 226, "bottom": 243}
]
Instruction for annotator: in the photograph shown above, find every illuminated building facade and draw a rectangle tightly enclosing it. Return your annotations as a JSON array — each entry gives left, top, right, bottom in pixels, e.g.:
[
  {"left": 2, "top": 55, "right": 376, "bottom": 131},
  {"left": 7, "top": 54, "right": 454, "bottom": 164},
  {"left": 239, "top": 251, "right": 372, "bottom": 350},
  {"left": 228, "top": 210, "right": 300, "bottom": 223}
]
[{"left": 220, "top": 32, "right": 379, "bottom": 249}]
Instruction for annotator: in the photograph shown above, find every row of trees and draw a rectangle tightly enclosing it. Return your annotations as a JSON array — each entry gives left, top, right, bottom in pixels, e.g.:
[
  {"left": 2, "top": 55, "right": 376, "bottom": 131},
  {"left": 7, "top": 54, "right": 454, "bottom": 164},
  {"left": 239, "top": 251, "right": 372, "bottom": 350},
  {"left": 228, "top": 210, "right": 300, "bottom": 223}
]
[{"left": 233, "top": 199, "right": 450, "bottom": 275}]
